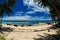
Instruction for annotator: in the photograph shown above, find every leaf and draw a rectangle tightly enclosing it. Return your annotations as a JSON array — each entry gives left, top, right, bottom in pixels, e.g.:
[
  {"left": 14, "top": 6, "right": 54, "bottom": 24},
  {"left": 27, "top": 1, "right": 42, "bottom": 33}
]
[
  {"left": 6, "top": 7, "right": 12, "bottom": 16},
  {"left": 7, "top": 0, "right": 16, "bottom": 8}
]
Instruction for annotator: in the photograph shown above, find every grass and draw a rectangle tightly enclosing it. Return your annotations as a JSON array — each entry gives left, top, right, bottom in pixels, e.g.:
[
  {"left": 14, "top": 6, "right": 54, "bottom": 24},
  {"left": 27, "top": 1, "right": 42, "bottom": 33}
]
[{"left": 0, "top": 35, "right": 5, "bottom": 40}]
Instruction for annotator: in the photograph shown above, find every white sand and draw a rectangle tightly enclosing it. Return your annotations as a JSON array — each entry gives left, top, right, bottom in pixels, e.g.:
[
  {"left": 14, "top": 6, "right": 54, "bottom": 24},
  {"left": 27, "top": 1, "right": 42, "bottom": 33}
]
[{"left": 2, "top": 24, "right": 57, "bottom": 40}]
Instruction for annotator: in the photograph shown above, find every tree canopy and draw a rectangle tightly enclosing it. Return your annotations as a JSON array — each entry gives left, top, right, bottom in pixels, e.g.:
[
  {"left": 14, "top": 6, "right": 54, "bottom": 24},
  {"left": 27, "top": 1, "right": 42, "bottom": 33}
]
[
  {"left": 0, "top": 0, "right": 16, "bottom": 17},
  {"left": 34, "top": 0, "right": 60, "bottom": 24}
]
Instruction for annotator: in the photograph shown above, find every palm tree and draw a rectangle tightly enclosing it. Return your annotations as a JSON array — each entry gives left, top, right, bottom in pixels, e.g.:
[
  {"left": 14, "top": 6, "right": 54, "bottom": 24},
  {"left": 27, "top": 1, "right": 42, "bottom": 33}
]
[
  {"left": 0, "top": 0, "right": 16, "bottom": 29},
  {"left": 34, "top": 0, "right": 60, "bottom": 27}
]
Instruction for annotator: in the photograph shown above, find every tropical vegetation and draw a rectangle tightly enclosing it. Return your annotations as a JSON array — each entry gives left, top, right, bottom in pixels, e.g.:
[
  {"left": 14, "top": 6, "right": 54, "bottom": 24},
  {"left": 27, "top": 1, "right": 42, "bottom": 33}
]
[
  {"left": 34, "top": 0, "right": 60, "bottom": 27},
  {"left": 0, "top": 0, "right": 16, "bottom": 29},
  {"left": 0, "top": 35, "right": 5, "bottom": 40}
]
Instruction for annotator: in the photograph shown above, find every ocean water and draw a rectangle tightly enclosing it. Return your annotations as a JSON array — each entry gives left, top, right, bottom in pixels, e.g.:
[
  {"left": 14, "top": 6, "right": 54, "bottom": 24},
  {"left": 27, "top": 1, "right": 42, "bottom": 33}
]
[
  {"left": 2, "top": 21, "right": 39, "bottom": 25},
  {"left": 2, "top": 20, "right": 52, "bottom": 25}
]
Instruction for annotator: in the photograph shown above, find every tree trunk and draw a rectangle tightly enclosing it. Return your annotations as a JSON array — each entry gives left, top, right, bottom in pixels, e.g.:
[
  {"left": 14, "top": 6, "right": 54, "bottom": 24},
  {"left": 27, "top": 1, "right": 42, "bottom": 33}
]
[
  {"left": 0, "top": 16, "right": 3, "bottom": 31},
  {"left": 49, "top": 0, "right": 60, "bottom": 27}
]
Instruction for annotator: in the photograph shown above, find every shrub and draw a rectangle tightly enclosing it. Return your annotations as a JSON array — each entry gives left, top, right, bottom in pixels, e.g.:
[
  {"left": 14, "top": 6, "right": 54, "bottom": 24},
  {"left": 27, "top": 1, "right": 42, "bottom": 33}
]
[{"left": 0, "top": 35, "right": 5, "bottom": 40}]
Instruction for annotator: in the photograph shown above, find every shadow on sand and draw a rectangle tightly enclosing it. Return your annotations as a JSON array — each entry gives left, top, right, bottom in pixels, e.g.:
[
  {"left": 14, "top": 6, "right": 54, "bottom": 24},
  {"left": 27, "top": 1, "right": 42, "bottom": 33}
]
[
  {"left": 34, "top": 33, "right": 60, "bottom": 40},
  {"left": 34, "top": 24, "right": 60, "bottom": 40},
  {"left": 0, "top": 27, "right": 13, "bottom": 34}
]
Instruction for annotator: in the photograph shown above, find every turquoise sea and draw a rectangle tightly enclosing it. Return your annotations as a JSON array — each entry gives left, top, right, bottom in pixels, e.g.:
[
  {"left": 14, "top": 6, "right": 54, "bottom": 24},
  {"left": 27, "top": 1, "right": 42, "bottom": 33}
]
[
  {"left": 2, "top": 20, "right": 52, "bottom": 25},
  {"left": 2, "top": 21, "right": 39, "bottom": 25}
]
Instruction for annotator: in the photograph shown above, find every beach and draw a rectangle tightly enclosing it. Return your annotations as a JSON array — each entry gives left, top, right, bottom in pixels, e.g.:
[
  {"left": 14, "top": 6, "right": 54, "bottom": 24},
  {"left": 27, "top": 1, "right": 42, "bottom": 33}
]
[{"left": 1, "top": 24, "right": 57, "bottom": 40}]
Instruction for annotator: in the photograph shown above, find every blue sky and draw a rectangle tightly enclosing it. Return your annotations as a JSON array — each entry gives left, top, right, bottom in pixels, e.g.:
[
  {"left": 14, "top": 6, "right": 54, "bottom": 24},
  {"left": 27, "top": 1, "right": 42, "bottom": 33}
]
[{"left": 1, "top": 0, "right": 51, "bottom": 21}]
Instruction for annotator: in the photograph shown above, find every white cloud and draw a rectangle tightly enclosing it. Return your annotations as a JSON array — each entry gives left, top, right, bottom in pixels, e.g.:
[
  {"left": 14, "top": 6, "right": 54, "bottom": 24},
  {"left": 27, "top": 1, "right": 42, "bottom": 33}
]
[
  {"left": 3, "top": 15, "right": 31, "bottom": 21},
  {"left": 3, "top": 15, "right": 51, "bottom": 21},
  {"left": 23, "top": 0, "right": 49, "bottom": 13},
  {"left": 15, "top": 7, "right": 49, "bottom": 14},
  {"left": 26, "top": 11, "right": 36, "bottom": 14},
  {"left": 15, "top": 11, "right": 36, "bottom": 14},
  {"left": 15, "top": 11, "right": 24, "bottom": 16},
  {"left": 2, "top": 0, "right": 51, "bottom": 22},
  {"left": 23, "top": 0, "right": 35, "bottom": 6},
  {"left": 29, "top": 16, "right": 51, "bottom": 21},
  {"left": 15, "top": 0, "right": 49, "bottom": 14},
  {"left": 15, "top": 11, "right": 24, "bottom": 13}
]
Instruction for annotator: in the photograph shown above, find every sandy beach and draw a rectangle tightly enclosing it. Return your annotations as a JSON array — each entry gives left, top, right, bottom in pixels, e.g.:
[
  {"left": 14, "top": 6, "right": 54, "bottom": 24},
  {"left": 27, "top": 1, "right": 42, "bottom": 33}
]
[{"left": 1, "top": 24, "right": 57, "bottom": 40}]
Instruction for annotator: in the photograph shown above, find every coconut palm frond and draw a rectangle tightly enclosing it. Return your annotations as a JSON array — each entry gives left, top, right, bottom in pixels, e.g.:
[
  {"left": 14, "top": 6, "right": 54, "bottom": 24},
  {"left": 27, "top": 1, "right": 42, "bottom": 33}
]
[
  {"left": 0, "top": 3, "right": 4, "bottom": 17},
  {"left": 34, "top": 0, "right": 60, "bottom": 26},
  {"left": 6, "top": 7, "right": 12, "bottom": 16},
  {"left": 0, "top": 0, "right": 16, "bottom": 17},
  {"left": 8, "top": 0, "right": 16, "bottom": 8}
]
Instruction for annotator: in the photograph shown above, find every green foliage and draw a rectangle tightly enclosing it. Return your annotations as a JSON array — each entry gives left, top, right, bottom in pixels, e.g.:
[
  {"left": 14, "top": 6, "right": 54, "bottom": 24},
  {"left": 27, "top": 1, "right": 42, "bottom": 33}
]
[
  {"left": 0, "top": 35, "right": 5, "bottom": 40},
  {"left": 34, "top": 0, "right": 60, "bottom": 26},
  {"left": 0, "top": 0, "right": 16, "bottom": 29},
  {"left": 0, "top": 0, "right": 16, "bottom": 17},
  {"left": 8, "top": 0, "right": 16, "bottom": 7},
  {"left": 40, "top": 0, "right": 50, "bottom": 6}
]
